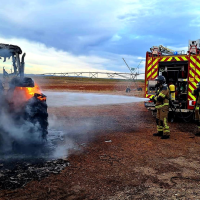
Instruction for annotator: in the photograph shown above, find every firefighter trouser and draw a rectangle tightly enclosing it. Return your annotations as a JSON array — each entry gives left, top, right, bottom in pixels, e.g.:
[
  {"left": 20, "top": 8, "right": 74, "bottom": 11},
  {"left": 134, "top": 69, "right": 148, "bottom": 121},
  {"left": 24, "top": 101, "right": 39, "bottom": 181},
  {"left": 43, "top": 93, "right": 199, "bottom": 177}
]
[
  {"left": 195, "top": 106, "right": 200, "bottom": 132},
  {"left": 156, "top": 106, "right": 170, "bottom": 136}
]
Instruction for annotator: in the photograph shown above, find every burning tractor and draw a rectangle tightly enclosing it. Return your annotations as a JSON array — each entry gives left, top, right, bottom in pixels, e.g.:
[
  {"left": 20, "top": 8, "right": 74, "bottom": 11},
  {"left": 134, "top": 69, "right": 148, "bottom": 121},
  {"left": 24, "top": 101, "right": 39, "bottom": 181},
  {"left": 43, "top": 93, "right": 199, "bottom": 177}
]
[{"left": 0, "top": 44, "right": 48, "bottom": 150}]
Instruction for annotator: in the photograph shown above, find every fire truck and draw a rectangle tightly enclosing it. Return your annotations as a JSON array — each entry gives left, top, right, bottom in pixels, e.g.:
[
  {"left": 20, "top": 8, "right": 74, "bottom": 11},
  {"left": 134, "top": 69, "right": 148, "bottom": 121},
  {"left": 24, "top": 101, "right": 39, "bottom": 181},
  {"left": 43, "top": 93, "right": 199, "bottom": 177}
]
[{"left": 144, "top": 39, "right": 200, "bottom": 120}]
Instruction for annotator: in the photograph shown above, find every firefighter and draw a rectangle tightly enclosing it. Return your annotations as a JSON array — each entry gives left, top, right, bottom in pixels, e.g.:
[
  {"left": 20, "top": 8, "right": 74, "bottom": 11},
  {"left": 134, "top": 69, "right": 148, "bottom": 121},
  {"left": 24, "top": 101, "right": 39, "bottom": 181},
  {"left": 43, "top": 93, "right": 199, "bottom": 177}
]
[
  {"left": 192, "top": 82, "right": 200, "bottom": 136},
  {"left": 126, "top": 86, "right": 131, "bottom": 93},
  {"left": 150, "top": 76, "right": 170, "bottom": 139}
]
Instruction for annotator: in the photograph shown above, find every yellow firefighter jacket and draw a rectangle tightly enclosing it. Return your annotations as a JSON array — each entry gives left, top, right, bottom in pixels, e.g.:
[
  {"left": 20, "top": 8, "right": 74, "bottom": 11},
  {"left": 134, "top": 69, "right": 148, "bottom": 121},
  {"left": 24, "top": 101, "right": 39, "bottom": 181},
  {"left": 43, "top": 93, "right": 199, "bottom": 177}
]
[
  {"left": 192, "top": 89, "right": 200, "bottom": 105},
  {"left": 154, "top": 84, "right": 170, "bottom": 109}
]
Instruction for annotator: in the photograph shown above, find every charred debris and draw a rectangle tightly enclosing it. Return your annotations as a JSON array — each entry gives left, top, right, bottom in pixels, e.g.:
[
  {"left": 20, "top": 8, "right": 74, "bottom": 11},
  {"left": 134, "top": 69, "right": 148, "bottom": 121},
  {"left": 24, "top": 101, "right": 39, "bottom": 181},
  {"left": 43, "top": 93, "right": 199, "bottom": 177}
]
[{"left": 0, "top": 159, "right": 69, "bottom": 190}]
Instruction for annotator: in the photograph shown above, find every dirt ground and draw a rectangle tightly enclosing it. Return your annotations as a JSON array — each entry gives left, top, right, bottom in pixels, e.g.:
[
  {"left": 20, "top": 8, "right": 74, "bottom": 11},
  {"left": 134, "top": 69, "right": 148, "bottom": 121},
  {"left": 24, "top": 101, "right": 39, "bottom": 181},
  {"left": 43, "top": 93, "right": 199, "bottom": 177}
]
[{"left": 1, "top": 77, "right": 200, "bottom": 200}]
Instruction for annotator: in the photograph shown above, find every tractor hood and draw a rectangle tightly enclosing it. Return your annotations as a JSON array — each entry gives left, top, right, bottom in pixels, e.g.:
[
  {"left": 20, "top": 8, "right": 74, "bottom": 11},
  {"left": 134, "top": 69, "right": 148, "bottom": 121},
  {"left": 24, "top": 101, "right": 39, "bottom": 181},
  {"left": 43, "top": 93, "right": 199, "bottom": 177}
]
[{"left": 10, "top": 77, "right": 35, "bottom": 88}]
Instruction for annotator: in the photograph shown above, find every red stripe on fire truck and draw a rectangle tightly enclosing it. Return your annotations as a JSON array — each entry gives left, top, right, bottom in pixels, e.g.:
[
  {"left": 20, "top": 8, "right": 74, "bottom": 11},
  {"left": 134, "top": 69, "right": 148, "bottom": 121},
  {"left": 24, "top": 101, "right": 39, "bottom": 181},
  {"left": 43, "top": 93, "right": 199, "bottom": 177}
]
[
  {"left": 188, "top": 56, "right": 200, "bottom": 101},
  {"left": 146, "top": 94, "right": 153, "bottom": 98},
  {"left": 190, "top": 59, "right": 200, "bottom": 78},
  {"left": 160, "top": 56, "right": 188, "bottom": 62},
  {"left": 191, "top": 56, "right": 200, "bottom": 71},
  {"left": 178, "top": 57, "right": 184, "bottom": 61},
  {"left": 147, "top": 59, "right": 154, "bottom": 71},
  {"left": 147, "top": 59, "right": 159, "bottom": 79},
  {"left": 148, "top": 58, "right": 152, "bottom": 64},
  {"left": 160, "top": 57, "right": 168, "bottom": 62},
  {"left": 150, "top": 68, "right": 158, "bottom": 79},
  {"left": 147, "top": 58, "right": 158, "bottom": 71},
  {"left": 190, "top": 81, "right": 197, "bottom": 89}
]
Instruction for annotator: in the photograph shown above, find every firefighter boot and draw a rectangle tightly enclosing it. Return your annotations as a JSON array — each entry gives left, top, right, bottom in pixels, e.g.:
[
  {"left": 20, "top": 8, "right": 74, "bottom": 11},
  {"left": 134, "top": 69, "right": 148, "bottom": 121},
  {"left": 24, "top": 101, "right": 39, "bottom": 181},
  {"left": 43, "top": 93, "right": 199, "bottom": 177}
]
[
  {"left": 161, "top": 135, "right": 170, "bottom": 139},
  {"left": 153, "top": 131, "right": 163, "bottom": 136}
]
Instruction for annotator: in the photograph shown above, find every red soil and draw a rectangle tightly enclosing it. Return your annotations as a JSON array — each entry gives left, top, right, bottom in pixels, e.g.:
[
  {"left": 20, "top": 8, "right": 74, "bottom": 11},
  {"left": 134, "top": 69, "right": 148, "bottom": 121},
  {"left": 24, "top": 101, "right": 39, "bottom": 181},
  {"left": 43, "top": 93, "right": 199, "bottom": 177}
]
[{"left": 1, "top": 77, "right": 200, "bottom": 199}]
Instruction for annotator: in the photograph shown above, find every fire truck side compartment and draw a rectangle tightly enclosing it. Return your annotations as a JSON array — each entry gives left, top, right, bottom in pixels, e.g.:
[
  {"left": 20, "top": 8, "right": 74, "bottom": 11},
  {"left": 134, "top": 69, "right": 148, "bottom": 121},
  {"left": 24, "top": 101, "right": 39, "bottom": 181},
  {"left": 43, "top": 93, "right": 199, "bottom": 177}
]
[{"left": 158, "top": 61, "right": 189, "bottom": 109}]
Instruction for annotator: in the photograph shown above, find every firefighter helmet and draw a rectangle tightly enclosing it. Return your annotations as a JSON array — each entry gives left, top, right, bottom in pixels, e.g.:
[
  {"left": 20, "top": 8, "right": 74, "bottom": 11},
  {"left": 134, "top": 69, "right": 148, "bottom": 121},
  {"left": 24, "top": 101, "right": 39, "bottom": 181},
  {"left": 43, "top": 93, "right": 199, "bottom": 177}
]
[{"left": 155, "top": 76, "right": 166, "bottom": 84}]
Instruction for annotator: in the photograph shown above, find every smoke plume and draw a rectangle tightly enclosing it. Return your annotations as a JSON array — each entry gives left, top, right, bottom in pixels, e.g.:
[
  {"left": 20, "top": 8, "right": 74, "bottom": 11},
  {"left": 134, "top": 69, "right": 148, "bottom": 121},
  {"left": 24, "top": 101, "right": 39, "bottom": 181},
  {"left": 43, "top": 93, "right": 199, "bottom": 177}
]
[{"left": 0, "top": 90, "right": 148, "bottom": 161}]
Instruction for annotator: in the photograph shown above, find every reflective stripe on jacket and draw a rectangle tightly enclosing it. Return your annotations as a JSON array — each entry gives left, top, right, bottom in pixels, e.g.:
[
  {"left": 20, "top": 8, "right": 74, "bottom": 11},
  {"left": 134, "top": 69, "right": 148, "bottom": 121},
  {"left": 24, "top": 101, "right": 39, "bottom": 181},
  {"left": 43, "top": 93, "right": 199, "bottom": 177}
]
[
  {"left": 155, "top": 84, "right": 170, "bottom": 109},
  {"left": 192, "top": 90, "right": 200, "bottom": 105}
]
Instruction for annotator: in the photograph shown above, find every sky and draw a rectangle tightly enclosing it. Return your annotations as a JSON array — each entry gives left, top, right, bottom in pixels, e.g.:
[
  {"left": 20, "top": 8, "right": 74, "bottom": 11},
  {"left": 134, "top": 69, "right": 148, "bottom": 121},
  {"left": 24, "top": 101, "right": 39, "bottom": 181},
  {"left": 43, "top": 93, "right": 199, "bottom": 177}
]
[{"left": 0, "top": 0, "right": 200, "bottom": 79}]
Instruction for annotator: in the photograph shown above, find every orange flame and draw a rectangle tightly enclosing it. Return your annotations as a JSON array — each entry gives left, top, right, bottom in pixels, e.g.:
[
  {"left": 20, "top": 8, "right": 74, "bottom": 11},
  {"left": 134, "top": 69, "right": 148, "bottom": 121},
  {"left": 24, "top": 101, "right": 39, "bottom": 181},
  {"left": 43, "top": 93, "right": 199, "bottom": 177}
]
[{"left": 14, "top": 83, "right": 46, "bottom": 101}]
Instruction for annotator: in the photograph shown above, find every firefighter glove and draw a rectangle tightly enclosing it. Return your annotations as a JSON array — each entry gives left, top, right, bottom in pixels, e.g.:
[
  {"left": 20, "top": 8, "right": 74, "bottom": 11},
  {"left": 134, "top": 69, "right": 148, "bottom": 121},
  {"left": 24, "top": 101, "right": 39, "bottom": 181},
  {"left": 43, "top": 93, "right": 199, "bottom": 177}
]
[
  {"left": 150, "top": 96, "right": 155, "bottom": 101},
  {"left": 150, "top": 96, "right": 156, "bottom": 104}
]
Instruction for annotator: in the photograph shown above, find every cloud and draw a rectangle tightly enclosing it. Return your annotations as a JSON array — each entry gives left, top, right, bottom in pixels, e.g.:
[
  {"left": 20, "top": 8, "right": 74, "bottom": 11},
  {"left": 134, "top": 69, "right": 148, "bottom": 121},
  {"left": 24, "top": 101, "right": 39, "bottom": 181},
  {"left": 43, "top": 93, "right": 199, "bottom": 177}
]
[
  {"left": 0, "top": 0, "right": 200, "bottom": 79},
  {"left": 0, "top": 1, "right": 199, "bottom": 55},
  {"left": 0, "top": 36, "right": 108, "bottom": 74},
  {"left": 0, "top": 36, "right": 145, "bottom": 79},
  {"left": 111, "top": 34, "right": 122, "bottom": 42},
  {"left": 0, "top": 0, "right": 123, "bottom": 54}
]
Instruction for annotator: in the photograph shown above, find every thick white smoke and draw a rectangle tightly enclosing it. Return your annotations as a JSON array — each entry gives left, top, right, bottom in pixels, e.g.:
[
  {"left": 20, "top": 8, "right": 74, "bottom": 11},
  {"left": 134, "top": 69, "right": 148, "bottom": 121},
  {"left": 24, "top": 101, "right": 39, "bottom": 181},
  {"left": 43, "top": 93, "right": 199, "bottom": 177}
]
[
  {"left": 0, "top": 107, "right": 42, "bottom": 153},
  {"left": 47, "top": 115, "right": 96, "bottom": 159},
  {"left": 0, "top": 91, "right": 148, "bottom": 160}
]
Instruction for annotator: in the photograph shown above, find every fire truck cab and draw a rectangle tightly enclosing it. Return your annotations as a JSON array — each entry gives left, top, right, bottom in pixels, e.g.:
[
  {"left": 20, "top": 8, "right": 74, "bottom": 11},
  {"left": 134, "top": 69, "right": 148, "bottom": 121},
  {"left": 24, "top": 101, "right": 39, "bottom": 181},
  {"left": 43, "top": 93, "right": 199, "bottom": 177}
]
[{"left": 144, "top": 39, "right": 200, "bottom": 117}]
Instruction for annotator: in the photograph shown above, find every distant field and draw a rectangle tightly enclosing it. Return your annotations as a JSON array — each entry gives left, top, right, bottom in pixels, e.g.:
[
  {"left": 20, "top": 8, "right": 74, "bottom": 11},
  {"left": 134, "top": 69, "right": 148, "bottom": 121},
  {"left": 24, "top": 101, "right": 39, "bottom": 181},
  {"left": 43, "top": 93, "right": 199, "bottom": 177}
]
[
  {"left": 0, "top": 74, "right": 145, "bottom": 83},
  {"left": 30, "top": 75, "right": 145, "bottom": 96},
  {"left": 0, "top": 75, "right": 144, "bottom": 95}
]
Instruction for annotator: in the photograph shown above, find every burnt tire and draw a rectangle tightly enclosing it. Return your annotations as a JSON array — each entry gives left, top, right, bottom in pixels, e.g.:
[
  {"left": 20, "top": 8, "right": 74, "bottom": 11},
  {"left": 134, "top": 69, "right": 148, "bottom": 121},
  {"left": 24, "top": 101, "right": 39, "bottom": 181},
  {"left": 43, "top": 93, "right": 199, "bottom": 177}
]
[{"left": 25, "top": 97, "right": 48, "bottom": 140}]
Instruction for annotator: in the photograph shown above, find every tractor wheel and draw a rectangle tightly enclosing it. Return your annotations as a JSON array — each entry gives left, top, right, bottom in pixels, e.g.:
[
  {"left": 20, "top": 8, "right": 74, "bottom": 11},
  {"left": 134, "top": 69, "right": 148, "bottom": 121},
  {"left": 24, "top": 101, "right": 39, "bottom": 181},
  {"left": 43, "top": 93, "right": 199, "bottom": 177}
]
[{"left": 25, "top": 96, "right": 48, "bottom": 141}]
